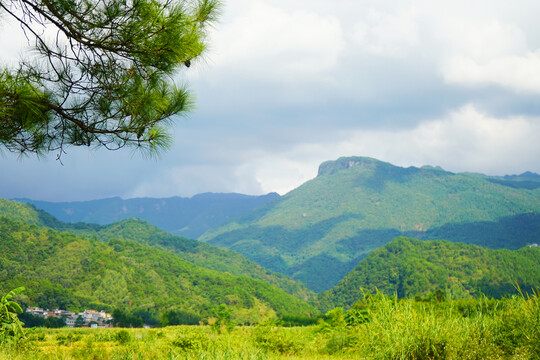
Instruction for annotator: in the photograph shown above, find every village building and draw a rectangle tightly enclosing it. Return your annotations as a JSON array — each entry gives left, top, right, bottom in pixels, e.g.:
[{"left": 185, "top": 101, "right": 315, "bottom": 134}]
[{"left": 25, "top": 307, "right": 112, "bottom": 328}]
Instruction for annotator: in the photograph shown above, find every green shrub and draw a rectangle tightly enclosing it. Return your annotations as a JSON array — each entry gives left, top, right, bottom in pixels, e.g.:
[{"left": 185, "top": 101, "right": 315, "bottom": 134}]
[
  {"left": 115, "top": 329, "right": 131, "bottom": 344},
  {"left": 171, "top": 330, "right": 209, "bottom": 351},
  {"left": 325, "top": 307, "right": 346, "bottom": 328},
  {"left": 277, "top": 315, "right": 319, "bottom": 327},
  {"left": 0, "top": 287, "right": 26, "bottom": 344},
  {"left": 92, "top": 331, "right": 113, "bottom": 342},
  {"left": 345, "top": 307, "right": 370, "bottom": 326},
  {"left": 254, "top": 327, "right": 302, "bottom": 354},
  {"left": 56, "top": 333, "right": 81, "bottom": 345},
  {"left": 324, "top": 330, "right": 357, "bottom": 354}
]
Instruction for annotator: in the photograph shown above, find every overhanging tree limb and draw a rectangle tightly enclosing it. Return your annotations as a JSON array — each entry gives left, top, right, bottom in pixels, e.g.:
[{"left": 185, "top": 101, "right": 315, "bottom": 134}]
[{"left": 0, "top": 0, "right": 220, "bottom": 157}]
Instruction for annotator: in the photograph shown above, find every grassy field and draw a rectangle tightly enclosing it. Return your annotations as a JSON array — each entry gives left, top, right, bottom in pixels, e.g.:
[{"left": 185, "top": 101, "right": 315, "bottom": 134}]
[{"left": 1, "top": 292, "right": 539, "bottom": 360}]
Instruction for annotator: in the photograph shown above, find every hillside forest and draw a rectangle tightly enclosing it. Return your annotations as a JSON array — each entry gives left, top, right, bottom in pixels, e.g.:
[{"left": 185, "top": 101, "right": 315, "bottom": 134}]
[{"left": 1, "top": 156, "right": 539, "bottom": 359}]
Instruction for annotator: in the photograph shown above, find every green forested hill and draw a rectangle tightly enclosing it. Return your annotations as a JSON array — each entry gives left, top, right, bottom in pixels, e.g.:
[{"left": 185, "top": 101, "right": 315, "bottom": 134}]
[
  {"left": 200, "top": 156, "right": 540, "bottom": 291},
  {"left": 74, "top": 218, "right": 312, "bottom": 300},
  {"left": 0, "top": 199, "right": 44, "bottom": 226},
  {"left": 0, "top": 216, "right": 316, "bottom": 323},
  {"left": 316, "top": 237, "right": 540, "bottom": 311},
  {"left": 0, "top": 198, "right": 312, "bottom": 300}
]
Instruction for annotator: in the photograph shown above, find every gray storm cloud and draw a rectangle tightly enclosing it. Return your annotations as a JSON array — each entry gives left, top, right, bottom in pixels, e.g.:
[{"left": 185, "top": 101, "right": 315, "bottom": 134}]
[{"left": 1, "top": 0, "right": 540, "bottom": 201}]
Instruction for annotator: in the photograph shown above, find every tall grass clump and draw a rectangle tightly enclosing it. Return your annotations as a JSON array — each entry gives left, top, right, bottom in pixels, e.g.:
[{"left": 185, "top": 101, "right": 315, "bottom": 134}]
[
  {"left": 341, "top": 289, "right": 540, "bottom": 360},
  {"left": 351, "top": 294, "right": 452, "bottom": 359},
  {"left": 493, "top": 287, "right": 540, "bottom": 359}
]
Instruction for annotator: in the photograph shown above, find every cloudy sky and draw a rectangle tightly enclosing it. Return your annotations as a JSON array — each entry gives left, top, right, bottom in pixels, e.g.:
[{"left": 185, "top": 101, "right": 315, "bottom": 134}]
[{"left": 2, "top": 0, "right": 540, "bottom": 201}]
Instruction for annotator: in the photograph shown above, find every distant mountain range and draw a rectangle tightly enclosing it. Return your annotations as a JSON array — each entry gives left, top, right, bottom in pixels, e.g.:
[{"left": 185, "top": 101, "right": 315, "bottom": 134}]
[
  {"left": 7, "top": 156, "right": 540, "bottom": 295},
  {"left": 15, "top": 192, "right": 280, "bottom": 238},
  {"left": 200, "top": 156, "right": 540, "bottom": 292},
  {"left": 2, "top": 154, "right": 540, "bottom": 319}
]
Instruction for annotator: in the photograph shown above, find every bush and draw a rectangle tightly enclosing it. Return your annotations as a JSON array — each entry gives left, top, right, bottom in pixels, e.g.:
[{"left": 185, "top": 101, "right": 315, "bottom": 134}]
[
  {"left": 277, "top": 315, "right": 319, "bottom": 327},
  {"left": 56, "top": 333, "right": 81, "bottom": 345},
  {"left": 112, "top": 309, "right": 143, "bottom": 328},
  {"left": 345, "top": 308, "right": 370, "bottom": 326},
  {"left": 171, "top": 330, "right": 209, "bottom": 351},
  {"left": 115, "top": 329, "right": 131, "bottom": 344},
  {"left": 0, "top": 288, "right": 26, "bottom": 344},
  {"left": 210, "top": 304, "right": 234, "bottom": 333},
  {"left": 254, "top": 327, "right": 302, "bottom": 354},
  {"left": 161, "top": 309, "right": 201, "bottom": 326},
  {"left": 324, "top": 330, "right": 357, "bottom": 354}
]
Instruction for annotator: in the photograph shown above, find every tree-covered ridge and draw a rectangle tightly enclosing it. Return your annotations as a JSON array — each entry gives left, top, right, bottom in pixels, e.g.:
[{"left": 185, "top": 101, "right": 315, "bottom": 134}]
[
  {"left": 487, "top": 171, "right": 540, "bottom": 190},
  {"left": 0, "top": 199, "right": 43, "bottom": 226},
  {"left": 0, "top": 198, "right": 312, "bottom": 300},
  {"left": 0, "top": 216, "right": 316, "bottom": 324},
  {"left": 1, "top": 0, "right": 220, "bottom": 155},
  {"left": 79, "top": 218, "right": 313, "bottom": 300},
  {"left": 200, "top": 156, "right": 540, "bottom": 291},
  {"left": 16, "top": 192, "right": 280, "bottom": 238},
  {"left": 316, "top": 237, "right": 540, "bottom": 311}
]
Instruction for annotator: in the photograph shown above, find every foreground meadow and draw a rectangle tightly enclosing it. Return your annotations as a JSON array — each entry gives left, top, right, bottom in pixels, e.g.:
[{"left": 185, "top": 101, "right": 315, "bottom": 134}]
[{"left": 1, "top": 293, "right": 539, "bottom": 360}]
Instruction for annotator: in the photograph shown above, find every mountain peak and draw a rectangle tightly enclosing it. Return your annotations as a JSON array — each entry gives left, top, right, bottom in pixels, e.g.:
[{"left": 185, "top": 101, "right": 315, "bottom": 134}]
[{"left": 317, "top": 156, "right": 387, "bottom": 176}]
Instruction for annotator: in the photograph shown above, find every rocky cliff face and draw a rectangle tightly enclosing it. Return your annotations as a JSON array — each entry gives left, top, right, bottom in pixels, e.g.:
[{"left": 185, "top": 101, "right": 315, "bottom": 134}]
[{"left": 317, "top": 156, "right": 383, "bottom": 176}]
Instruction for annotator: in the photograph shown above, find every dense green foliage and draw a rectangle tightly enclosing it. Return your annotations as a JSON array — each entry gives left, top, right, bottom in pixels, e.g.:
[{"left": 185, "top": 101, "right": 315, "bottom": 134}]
[
  {"left": 17, "top": 192, "right": 280, "bottom": 238},
  {"left": 0, "top": 201, "right": 43, "bottom": 227},
  {"left": 0, "top": 216, "right": 316, "bottom": 324},
  {"left": 0, "top": 288, "right": 25, "bottom": 344},
  {"left": 201, "top": 156, "right": 540, "bottom": 291},
  {"left": 17, "top": 313, "right": 66, "bottom": 329},
  {"left": 0, "top": 198, "right": 312, "bottom": 300},
  {"left": 316, "top": 237, "right": 540, "bottom": 311},
  {"left": 90, "top": 218, "right": 313, "bottom": 300},
  {"left": 0, "top": 0, "right": 219, "bottom": 155},
  {"left": 1, "top": 293, "right": 539, "bottom": 359}
]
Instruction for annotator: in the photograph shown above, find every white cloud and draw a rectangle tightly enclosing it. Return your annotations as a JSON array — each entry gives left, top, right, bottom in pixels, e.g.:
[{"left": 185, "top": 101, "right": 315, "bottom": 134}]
[
  {"left": 443, "top": 52, "right": 540, "bottom": 93},
  {"left": 233, "top": 105, "right": 540, "bottom": 195},
  {"left": 436, "top": 16, "right": 527, "bottom": 62},
  {"left": 403, "top": 105, "right": 540, "bottom": 172},
  {"left": 432, "top": 6, "right": 540, "bottom": 94},
  {"left": 129, "top": 164, "right": 266, "bottom": 198},
  {"left": 3, "top": 0, "right": 540, "bottom": 202},
  {"left": 351, "top": 7, "right": 420, "bottom": 58},
  {"left": 355, "top": 105, "right": 539, "bottom": 174},
  {"left": 206, "top": 0, "right": 344, "bottom": 81},
  {"left": 0, "top": 16, "right": 30, "bottom": 67},
  {"left": 245, "top": 156, "right": 318, "bottom": 195}
]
